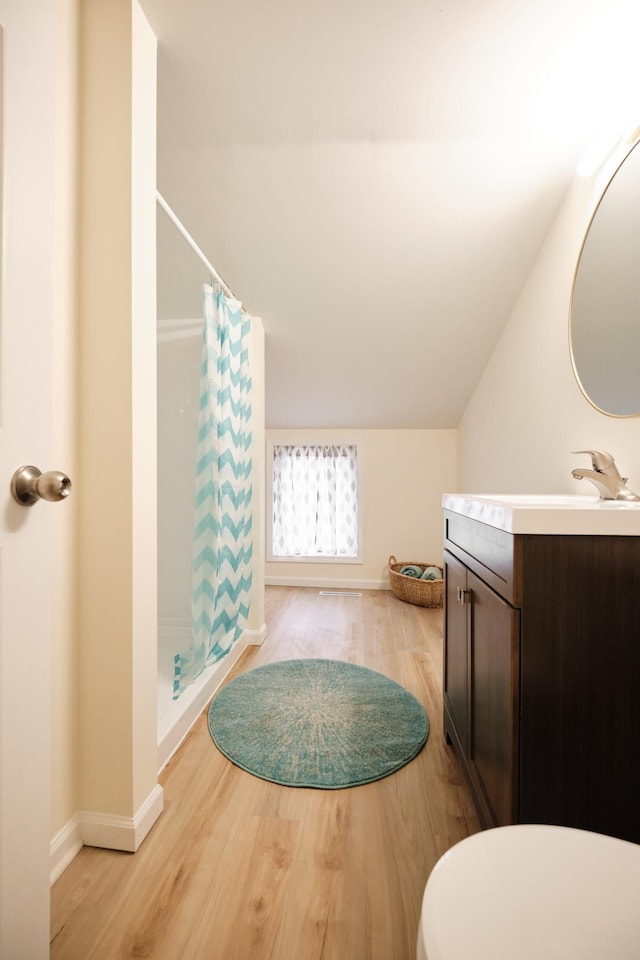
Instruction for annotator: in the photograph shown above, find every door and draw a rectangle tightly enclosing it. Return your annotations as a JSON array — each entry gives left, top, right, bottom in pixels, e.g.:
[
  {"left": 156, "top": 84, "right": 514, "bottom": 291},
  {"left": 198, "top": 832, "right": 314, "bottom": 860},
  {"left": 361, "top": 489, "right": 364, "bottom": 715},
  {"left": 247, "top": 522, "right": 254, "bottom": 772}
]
[
  {"left": 468, "top": 570, "right": 520, "bottom": 826},
  {"left": 443, "top": 550, "right": 469, "bottom": 751},
  {"left": 0, "top": 3, "right": 57, "bottom": 957}
]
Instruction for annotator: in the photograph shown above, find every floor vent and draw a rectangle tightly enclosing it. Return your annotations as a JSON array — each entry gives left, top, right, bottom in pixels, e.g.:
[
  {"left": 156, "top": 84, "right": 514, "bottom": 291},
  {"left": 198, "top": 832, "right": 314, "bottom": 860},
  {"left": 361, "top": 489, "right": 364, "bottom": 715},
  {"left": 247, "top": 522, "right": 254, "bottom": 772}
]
[{"left": 318, "top": 590, "right": 363, "bottom": 598}]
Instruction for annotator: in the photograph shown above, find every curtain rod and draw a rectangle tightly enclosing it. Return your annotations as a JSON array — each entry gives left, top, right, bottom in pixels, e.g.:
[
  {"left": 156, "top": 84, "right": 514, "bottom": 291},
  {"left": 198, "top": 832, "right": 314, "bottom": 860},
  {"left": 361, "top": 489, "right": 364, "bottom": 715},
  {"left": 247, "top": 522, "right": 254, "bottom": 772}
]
[{"left": 155, "top": 190, "right": 237, "bottom": 301}]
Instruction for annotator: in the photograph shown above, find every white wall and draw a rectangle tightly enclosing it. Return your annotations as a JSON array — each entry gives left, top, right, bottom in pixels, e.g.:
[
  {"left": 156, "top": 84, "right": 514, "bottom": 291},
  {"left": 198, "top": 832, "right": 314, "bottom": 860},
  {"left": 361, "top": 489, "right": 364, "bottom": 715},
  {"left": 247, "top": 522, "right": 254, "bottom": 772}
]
[
  {"left": 265, "top": 428, "right": 457, "bottom": 588},
  {"left": 75, "top": 0, "right": 161, "bottom": 844},
  {"left": 50, "top": 0, "right": 163, "bottom": 882},
  {"left": 458, "top": 157, "right": 640, "bottom": 494}
]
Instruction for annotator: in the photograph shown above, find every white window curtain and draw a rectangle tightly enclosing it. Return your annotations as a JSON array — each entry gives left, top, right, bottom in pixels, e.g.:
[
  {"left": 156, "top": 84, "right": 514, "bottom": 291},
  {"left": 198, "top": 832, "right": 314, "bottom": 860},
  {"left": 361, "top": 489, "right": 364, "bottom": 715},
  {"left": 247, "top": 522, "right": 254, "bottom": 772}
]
[{"left": 272, "top": 444, "right": 358, "bottom": 557}]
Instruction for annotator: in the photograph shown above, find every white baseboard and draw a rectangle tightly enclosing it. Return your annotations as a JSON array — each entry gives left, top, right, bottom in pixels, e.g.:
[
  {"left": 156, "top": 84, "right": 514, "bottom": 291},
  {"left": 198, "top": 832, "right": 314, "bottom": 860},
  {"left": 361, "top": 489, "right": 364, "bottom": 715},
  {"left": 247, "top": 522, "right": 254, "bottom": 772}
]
[
  {"left": 50, "top": 783, "right": 164, "bottom": 884},
  {"left": 81, "top": 784, "right": 164, "bottom": 853},
  {"left": 52, "top": 619, "right": 266, "bottom": 885},
  {"left": 265, "top": 575, "right": 391, "bottom": 591},
  {"left": 244, "top": 622, "right": 267, "bottom": 645},
  {"left": 50, "top": 813, "right": 83, "bottom": 885}
]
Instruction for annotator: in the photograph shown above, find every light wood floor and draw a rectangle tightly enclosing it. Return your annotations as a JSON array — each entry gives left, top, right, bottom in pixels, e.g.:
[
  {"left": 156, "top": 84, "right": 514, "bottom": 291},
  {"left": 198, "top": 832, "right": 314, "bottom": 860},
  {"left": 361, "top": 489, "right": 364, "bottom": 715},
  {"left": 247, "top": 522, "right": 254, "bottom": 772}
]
[{"left": 50, "top": 586, "right": 480, "bottom": 960}]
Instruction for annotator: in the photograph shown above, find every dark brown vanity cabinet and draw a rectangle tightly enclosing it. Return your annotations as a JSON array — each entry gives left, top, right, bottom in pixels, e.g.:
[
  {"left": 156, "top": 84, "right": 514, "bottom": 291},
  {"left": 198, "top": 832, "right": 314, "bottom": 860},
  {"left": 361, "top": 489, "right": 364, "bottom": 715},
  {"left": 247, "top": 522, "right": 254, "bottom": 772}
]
[
  {"left": 444, "top": 551, "right": 520, "bottom": 828},
  {"left": 443, "top": 509, "right": 640, "bottom": 844}
]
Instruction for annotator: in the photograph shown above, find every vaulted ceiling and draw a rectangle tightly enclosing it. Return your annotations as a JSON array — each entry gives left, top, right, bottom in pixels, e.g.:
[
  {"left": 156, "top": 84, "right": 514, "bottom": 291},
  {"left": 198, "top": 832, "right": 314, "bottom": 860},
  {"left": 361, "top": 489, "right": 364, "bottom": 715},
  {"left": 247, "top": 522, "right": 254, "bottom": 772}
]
[{"left": 142, "top": 0, "right": 640, "bottom": 428}]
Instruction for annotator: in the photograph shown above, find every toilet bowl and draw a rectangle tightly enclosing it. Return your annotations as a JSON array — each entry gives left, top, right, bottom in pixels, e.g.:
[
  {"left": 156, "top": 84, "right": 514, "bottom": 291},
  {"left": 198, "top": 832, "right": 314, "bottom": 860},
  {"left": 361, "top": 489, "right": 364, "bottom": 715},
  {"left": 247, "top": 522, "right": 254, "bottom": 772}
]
[{"left": 417, "top": 824, "right": 640, "bottom": 960}]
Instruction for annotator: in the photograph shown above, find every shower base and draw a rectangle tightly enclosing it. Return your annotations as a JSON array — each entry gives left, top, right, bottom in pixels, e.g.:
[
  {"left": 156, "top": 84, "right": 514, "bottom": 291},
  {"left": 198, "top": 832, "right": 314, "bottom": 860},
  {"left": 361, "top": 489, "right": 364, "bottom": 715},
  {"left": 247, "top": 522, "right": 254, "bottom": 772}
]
[{"left": 157, "top": 617, "right": 247, "bottom": 772}]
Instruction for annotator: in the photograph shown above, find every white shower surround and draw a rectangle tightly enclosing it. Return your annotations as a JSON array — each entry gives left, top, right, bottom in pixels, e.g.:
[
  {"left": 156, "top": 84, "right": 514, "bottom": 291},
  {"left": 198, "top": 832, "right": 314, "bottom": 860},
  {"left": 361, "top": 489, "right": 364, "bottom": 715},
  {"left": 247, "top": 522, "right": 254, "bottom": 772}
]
[
  {"left": 157, "top": 615, "right": 248, "bottom": 770},
  {"left": 157, "top": 320, "right": 259, "bottom": 771}
]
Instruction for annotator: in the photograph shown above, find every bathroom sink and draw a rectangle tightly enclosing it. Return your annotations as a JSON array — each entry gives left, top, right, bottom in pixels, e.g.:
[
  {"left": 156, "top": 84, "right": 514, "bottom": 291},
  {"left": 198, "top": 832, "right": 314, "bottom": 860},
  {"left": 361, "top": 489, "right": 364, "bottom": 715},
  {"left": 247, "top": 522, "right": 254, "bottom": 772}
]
[
  {"left": 442, "top": 493, "right": 640, "bottom": 535},
  {"left": 483, "top": 493, "right": 639, "bottom": 508},
  {"left": 476, "top": 494, "right": 592, "bottom": 506}
]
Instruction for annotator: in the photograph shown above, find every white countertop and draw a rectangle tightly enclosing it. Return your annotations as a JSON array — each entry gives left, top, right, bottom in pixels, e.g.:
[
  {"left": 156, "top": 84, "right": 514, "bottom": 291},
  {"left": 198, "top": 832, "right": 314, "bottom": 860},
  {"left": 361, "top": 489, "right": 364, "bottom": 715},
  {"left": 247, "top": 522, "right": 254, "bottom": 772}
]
[{"left": 443, "top": 493, "right": 640, "bottom": 535}]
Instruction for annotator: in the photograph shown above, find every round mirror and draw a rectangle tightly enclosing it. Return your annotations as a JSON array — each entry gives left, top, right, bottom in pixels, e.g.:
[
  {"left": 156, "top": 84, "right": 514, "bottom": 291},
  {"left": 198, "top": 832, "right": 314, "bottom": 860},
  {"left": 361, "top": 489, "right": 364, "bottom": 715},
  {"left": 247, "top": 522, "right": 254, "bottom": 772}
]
[{"left": 570, "top": 140, "right": 640, "bottom": 416}]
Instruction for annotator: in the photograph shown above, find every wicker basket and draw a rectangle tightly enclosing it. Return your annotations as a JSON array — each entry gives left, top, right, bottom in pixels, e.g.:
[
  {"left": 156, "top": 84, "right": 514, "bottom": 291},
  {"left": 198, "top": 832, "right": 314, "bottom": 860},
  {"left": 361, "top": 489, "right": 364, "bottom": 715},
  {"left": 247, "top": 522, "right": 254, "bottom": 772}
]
[{"left": 387, "top": 555, "right": 444, "bottom": 608}]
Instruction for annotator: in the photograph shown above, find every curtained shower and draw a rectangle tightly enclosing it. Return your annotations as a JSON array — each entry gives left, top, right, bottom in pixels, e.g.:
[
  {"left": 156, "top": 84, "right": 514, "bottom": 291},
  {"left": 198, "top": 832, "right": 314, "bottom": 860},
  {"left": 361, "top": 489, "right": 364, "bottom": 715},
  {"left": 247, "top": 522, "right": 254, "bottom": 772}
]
[
  {"left": 156, "top": 194, "right": 264, "bottom": 768},
  {"left": 174, "top": 284, "right": 253, "bottom": 697}
]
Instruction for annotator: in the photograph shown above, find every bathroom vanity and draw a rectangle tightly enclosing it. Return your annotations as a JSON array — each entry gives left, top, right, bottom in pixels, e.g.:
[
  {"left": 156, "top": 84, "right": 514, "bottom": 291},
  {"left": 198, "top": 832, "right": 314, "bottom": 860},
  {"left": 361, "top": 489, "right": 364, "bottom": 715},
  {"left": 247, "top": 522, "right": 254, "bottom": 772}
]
[{"left": 442, "top": 494, "right": 640, "bottom": 844}]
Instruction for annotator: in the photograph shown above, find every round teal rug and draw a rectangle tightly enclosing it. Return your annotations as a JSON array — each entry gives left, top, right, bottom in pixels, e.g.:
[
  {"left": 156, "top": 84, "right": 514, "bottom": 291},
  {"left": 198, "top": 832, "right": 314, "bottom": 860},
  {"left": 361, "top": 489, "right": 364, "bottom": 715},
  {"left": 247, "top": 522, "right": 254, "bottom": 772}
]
[{"left": 207, "top": 658, "right": 429, "bottom": 788}]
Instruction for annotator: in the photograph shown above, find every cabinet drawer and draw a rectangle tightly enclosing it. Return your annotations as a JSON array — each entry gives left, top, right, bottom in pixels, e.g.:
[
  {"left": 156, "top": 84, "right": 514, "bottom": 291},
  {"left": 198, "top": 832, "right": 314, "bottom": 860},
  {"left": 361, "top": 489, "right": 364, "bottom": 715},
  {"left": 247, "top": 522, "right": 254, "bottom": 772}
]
[{"left": 444, "top": 511, "right": 520, "bottom": 604}]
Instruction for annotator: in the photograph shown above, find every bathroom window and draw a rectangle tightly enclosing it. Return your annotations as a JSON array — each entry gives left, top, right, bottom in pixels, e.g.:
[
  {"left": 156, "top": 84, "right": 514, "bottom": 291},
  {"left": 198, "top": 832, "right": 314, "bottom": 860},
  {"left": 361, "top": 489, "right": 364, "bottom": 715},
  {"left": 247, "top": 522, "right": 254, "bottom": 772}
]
[{"left": 268, "top": 441, "right": 362, "bottom": 562}]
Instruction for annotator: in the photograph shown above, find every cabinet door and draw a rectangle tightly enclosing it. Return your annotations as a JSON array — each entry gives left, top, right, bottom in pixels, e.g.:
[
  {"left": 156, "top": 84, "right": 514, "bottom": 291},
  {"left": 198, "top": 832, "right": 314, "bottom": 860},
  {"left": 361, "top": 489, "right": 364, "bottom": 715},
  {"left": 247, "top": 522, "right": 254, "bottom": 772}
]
[
  {"left": 468, "top": 570, "right": 520, "bottom": 826},
  {"left": 443, "top": 551, "right": 469, "bottom": 751}
]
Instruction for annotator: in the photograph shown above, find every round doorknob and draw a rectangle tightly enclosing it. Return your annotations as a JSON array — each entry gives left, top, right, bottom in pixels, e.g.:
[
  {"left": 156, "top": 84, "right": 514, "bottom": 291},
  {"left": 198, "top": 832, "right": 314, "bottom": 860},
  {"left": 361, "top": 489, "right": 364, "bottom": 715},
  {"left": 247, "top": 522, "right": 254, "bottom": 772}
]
[{"left": 10, "top": 465, "right": 72, "bottom": 506}]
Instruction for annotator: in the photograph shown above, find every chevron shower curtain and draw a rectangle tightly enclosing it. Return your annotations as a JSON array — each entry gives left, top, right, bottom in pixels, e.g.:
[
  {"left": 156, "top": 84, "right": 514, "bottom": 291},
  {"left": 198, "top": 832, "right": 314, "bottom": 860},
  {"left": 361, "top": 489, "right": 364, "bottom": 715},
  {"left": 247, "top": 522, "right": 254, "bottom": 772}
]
[{"left": 173, "top": 285, "right": 253, "bottom": 698}]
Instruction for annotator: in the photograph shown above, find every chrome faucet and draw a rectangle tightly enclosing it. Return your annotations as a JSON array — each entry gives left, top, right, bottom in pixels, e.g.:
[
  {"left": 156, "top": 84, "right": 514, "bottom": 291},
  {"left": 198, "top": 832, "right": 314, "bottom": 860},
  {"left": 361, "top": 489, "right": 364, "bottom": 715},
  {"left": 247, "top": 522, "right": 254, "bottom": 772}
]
[{"left": 571, "top": 450, "right": 640, "bottom": 501}]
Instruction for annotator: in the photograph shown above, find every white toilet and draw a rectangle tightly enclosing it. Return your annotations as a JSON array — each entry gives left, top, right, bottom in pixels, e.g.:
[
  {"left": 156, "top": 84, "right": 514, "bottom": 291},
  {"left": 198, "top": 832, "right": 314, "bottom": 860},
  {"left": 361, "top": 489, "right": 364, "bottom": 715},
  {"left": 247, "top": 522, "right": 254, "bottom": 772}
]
[{"left": 417, "top": 824, "right": 640, "bottom": 960}]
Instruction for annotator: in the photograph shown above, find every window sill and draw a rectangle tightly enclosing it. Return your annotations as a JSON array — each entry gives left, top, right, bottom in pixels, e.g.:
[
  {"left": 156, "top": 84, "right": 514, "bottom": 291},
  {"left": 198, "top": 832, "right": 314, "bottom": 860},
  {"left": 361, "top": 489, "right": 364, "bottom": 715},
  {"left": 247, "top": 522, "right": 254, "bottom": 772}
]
[{"left": 267, "top": 554, "right": 363, "bottom": 565}]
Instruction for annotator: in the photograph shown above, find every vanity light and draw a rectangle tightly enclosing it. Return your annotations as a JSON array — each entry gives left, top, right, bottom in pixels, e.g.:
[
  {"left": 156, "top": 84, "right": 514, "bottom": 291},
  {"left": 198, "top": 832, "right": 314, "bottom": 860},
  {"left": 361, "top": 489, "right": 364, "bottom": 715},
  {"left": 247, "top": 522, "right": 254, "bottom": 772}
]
[
  {"left": 576, "top": 121, "right": 640, "bottom": 178},
  {"left": 621, "top": 121, "right": 640, "bottom": 146}
]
